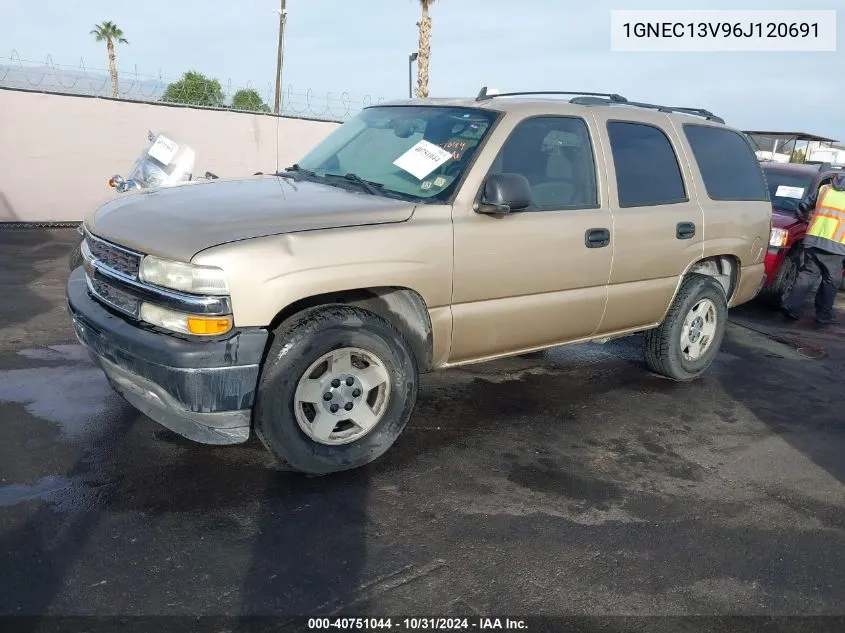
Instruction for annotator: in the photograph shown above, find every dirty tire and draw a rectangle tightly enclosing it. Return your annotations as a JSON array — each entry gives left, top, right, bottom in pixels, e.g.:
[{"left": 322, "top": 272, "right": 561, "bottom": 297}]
[
  {"left": 254, "top": 305, "right": 419, "bottom": 475},
  {"left": 644, "top": 274, "right": 728, "bottom": 382},
  {"left": 68, "top": 236, "right": 84, "bottom": 271},
  {"left": 758, "top": 252, "right": 799, "bottom": 307}
]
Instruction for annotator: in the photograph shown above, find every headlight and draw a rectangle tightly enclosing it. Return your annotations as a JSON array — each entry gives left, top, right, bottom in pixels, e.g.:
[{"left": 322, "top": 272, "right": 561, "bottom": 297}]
[
  {"left": 769, "top": 228, "right": 788, "bottom": 248},
  {"left": 140, "top": 303, "right": 233, "bottom": 336},
  {"left": 139, "top": 255, "right": 229, "bottom": 295}
]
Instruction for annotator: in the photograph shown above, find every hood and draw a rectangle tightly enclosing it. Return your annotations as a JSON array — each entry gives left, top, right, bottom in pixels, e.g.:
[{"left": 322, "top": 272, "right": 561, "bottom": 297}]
[
  {"left": 832, "top": 173, "right": 845, "bottom": 191},
  {"left": 86, "top": 176, "right": 416, "bottom": 262}
]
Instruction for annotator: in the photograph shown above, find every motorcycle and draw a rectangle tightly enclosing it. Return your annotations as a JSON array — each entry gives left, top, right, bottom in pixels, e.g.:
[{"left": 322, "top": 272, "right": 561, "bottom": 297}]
[{"left": 69, "top": 131, "right": 218, "bottom": 270}]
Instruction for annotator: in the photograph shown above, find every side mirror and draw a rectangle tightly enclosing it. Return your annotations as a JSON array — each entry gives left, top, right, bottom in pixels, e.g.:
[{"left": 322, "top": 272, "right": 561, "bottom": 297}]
[{"left": 476, "top": 173, "right": 532, "bottom": 214}]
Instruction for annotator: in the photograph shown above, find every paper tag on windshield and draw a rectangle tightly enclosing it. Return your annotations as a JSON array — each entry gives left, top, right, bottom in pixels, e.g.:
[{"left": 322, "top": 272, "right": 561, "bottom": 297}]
[
  {"left": 775, "top": 185, "right": 805, "bottom": 199},
  {"left": 148, "top": 135, "right": 179, "bottom": 166},
  {"left": 393, "top": 140, "right": 452, "bottom": 180}
]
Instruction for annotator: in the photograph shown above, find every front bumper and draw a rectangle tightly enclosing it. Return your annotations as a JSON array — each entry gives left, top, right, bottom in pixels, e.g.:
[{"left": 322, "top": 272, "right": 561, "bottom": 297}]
[{"left": 66, "top": 267, "right": 268, "bottom": 445}]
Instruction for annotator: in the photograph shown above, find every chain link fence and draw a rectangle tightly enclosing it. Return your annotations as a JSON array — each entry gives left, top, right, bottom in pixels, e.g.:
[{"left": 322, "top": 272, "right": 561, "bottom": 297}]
[
  {"left": 0, "top": 50, "right": 387, "bottom": 122},
  {"left": 0, "top": 222, "right": 81, "bottom": 230}
]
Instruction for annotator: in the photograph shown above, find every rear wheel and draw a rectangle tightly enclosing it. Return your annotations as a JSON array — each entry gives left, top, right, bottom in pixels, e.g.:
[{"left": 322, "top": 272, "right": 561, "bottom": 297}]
[
  {"left": 254, "top": 305, "right": 419, "bottom": 474},
  {"left": 644, "top": 274, "right": 728, "bottom": 381}
]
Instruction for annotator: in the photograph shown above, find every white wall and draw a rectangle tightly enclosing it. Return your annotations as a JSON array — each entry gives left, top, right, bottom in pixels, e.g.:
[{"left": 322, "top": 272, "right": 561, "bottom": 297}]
[
  {"left": 807, "top": 147, "right": 845, "bottom": 166},
  {"left": 0, "top": 89, "right": 339, "bottom": 222}
]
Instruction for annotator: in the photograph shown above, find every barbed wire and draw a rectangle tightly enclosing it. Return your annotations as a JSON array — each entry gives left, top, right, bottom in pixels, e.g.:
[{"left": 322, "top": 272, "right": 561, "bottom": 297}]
[
  {"left": 0, "top": 49, "right": 387, "bottom": 122},
  {"left": 0, "top": 221, "right": 81, "bottom": 229}
]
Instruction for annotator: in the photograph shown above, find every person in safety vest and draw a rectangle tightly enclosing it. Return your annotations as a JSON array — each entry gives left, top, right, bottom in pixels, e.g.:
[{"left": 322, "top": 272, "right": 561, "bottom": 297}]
[{"left": 781, "top": 172, "right": 845, "bottom": 325}]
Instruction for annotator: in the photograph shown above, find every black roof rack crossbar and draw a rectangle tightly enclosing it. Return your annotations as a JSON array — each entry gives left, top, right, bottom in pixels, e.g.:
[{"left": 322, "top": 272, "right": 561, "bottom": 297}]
[
  {"left": 475, "top": 86, "right": 627, "bottom": 103},
  {"left": 568, "top": 95, "right": 725, "bottom": 124},
  {"left": 566, "top": 96, "right": 611, "bottom": 106}
]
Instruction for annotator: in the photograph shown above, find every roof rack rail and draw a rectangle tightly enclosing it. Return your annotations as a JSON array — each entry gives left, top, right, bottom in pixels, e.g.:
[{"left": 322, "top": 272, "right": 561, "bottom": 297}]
[
  {"left": 568, "top": 95, "right": 725, "bottom": 124},
  {"left": 659, "top": 105, "right": 724, "bottom": 124},
  {"left": 475, "top": 86, "right": 627, "bottom": 103},
  {"left": 474, "top": 87, "right": 725, "bottom": 124}
]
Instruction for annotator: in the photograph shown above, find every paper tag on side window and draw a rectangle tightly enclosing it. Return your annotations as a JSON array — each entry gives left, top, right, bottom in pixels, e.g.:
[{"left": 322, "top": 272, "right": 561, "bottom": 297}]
[
  {"left": 775, "top": 185, "right": 805, "bottom": 199},
  {"left": 393, "top": 140, "right": 453, "bottom": 180},
  {"left": 148, "top": 135, "right": 179, "bottom": 166}
]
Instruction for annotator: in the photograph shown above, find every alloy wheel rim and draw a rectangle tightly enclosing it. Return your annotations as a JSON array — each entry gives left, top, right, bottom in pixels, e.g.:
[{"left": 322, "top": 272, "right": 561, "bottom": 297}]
[
  {"left": 680, "top": 299, "right": 718, "bottom": 361},
  {"left": 293, "top": 347, "right": 391, "bottom": 446}
]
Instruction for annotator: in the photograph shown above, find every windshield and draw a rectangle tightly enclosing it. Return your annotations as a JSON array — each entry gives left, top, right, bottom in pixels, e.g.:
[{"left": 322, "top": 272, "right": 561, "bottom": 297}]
[
  {"left": 126, "top": 133, "right": 196, "bottom": 189},
  {"left": 294, "top": 105, "right": 499, "bottom": 201},
  {"left": 762, "top": 168, "right": 814, "bottom": 213}
]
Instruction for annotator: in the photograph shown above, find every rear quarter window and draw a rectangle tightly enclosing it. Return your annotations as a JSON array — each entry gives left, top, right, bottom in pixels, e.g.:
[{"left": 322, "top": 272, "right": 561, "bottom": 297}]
[{"left": 683, "top": 124, "right": 769, "bottom": 201}]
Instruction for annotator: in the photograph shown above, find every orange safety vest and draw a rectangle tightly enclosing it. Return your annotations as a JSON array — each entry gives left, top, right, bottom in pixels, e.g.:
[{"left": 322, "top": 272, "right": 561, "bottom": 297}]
[{"left": 805, "top": 184, "right": 845, "bottom": 254}]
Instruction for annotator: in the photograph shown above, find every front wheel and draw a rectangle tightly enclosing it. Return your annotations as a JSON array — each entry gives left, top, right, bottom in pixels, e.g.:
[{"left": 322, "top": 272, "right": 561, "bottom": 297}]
[
  {"left": 644, "top": 274, "right": 728, "bottom": 381},
  {"left": 758, "top": 252, "right": 800, "bottom": 307},
  {"left": 254, "top": 305, "right": 419, "bottom": 474}
]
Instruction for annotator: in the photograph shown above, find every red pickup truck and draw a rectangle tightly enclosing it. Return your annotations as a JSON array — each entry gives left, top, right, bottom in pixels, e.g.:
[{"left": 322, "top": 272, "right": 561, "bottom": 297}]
[{"left": 757, "top": 161, "right": 845, "bottom": 305}]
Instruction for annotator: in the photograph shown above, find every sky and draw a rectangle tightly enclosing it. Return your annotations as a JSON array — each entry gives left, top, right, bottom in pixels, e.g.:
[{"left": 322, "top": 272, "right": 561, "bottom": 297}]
[{"left": 1, "top": 0, "right": 843, "bottom": 139}]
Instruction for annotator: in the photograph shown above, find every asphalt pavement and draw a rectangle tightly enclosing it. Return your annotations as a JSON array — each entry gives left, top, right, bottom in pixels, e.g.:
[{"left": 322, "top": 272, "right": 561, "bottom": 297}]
[{"left": 0, "top": 228, "right": 843, "bottom": 629}]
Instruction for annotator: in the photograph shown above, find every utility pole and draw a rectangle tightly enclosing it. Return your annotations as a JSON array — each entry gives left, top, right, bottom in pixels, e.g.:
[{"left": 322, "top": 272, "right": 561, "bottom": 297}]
[{"left": 274, "top": 0, "right": 287, "bottom": 114}]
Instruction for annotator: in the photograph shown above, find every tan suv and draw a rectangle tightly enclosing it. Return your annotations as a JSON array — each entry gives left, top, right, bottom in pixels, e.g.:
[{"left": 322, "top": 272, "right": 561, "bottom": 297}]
[{"left": 67, "top": 89, "right": 772, "bottom": 474}]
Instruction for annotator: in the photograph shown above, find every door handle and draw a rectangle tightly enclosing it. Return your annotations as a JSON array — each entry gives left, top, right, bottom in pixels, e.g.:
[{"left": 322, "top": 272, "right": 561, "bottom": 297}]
[
  {"left": 585, "top": 228, "right": 611, "bottom": 249},
  {"left": 677, "top": 222, "right": 696, "bottom": 240}
]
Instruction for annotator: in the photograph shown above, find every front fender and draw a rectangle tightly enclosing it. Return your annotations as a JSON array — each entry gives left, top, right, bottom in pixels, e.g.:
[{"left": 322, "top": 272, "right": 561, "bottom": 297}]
[{"left": 190, "top": 223, "right": 454, "bottom": 329}]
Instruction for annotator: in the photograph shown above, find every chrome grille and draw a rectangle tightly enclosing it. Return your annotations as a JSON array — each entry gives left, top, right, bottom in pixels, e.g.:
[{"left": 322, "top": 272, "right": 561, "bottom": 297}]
[
  {"left": 86, "top": 274, "right": 141, "bottom": 318},
  {"left": 80, "top": 228, "right": 233, "bottom": 319},
  {"left": 84, "top": 231, "right": 142, "bottom": 278}
]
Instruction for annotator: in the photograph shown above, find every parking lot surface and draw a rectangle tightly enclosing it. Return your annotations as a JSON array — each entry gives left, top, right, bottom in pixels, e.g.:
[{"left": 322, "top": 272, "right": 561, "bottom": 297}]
[{"left": 1, "top": 228, "right": 844, "bottom": 622}]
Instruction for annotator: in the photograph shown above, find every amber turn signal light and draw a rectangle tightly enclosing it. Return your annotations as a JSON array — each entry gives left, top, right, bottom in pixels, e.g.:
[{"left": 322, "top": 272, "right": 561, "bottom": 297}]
[{"left": 187, "top": 316, "right": 233, "bottom": 335}]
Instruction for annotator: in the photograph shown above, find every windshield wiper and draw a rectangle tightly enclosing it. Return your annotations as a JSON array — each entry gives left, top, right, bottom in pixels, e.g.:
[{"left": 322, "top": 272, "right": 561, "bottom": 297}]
[
  {"left": 282, "top": 167, "right": 394, "bottom": 198},
  {"left": 279, "top": 164, "right": 317, "bottom": 179},
  {"left": 336, "top": 172, "right": 385, "bottom": 196}
]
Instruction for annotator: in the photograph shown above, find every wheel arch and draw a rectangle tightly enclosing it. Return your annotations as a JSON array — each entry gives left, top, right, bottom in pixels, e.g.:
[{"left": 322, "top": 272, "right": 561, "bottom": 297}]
[
  {"left": 266, "top": 286, "right": 434, "bottom": 373},
  {"left": 685, "top": 255, "right": 739, "bottom": 302},
  {"left": 651, "top": 255, "right": 740, "bottom": 326}
]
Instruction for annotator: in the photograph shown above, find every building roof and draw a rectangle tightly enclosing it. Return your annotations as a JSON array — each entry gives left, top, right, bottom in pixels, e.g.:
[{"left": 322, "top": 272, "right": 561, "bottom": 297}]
[{"left": 743, "top": 131, "right": 839, "bottom": 143}]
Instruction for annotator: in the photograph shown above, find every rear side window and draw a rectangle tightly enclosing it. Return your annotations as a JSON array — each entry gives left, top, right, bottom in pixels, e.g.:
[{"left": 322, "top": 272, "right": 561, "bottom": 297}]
[
  {"left": 683, "top": 124, "right": 769, "bottom": 201},
  {"left": 607, "top": 121, "right": 687, "bottom": 208}
]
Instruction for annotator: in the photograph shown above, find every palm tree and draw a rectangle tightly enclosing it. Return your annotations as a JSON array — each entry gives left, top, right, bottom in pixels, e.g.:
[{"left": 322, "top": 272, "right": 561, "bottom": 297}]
[
  {"left": 415, "top": 0, "right": 437, "bottom": 98},
  {"left": 90, "top": 21, "right": 129, "bottom": 98}
]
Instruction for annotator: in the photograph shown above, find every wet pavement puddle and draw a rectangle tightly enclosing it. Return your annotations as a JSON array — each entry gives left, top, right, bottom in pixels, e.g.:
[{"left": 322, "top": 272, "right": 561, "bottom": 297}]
[
  {"left": 0, "top": 475, "right": 71, "bottom": 507},
  {"left": 0, "top": 345, "right": 117, "bottom": 441}
]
